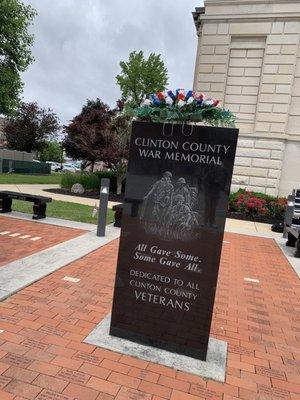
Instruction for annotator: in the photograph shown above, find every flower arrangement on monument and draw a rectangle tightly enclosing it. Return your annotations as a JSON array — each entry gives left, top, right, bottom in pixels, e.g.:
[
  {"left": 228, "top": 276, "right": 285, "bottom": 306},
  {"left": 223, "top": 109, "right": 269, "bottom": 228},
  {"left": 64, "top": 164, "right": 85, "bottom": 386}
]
[{"left": 132, "top": 89, "right": 235, "bottom": 127}]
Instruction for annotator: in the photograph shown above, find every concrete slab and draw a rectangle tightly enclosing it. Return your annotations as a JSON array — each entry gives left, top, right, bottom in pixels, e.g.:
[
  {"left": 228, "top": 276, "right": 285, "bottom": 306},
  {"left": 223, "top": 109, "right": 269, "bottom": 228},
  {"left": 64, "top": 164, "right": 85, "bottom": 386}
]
[
  {"left": 0, "top": 225, "right": 120, "bottom": 301},
  {"left": 225, "top": 218, "right": 282, "bottom": 240},
  {"left": 276, "top": 237, "right": 300, "bottom": 278},
  {"left": 254, "top": 221, "right": 274, "bottom": 233},
  {"left": 225, "top": 218, "right": 257, "bottom": 233},
  {"left": 84, "top": 314, "right": 228, "bottom": 382},
  {"left": 0, "top": 289, "right": 9, "bottom": 299}
]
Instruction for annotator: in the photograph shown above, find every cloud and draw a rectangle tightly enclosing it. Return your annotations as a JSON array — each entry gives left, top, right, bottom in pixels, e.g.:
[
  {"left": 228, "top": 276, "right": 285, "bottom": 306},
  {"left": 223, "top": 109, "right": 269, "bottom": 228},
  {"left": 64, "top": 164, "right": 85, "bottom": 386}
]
[{"left": 22, "top": 0, "right": 201, "bottom": 124}]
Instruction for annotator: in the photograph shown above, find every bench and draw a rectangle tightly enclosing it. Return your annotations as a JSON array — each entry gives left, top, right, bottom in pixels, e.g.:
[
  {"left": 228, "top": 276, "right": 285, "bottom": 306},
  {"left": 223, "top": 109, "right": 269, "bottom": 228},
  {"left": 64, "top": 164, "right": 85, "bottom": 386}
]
[
  {"left": 285, "top": 189, "right": 300, "bottom": 258},
  {"left": 0, "top": 191, "right": 52, "bottom": 220}
]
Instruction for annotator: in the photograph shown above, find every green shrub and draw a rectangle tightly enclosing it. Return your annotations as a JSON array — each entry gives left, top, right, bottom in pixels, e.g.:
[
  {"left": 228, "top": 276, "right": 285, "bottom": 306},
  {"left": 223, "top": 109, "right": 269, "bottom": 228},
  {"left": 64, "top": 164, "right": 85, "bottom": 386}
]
[
  {"left": 94, "top": 171, "right": 126, "bottom": 193},
  {"left": 61, "top": 172, "right": 100, "bottom": 190},
  {"left": 61, "top": 171, "right": 126, "bottom": 193},
  {"left": 60, "top": 173, "right": 77, "bottom": 189}
]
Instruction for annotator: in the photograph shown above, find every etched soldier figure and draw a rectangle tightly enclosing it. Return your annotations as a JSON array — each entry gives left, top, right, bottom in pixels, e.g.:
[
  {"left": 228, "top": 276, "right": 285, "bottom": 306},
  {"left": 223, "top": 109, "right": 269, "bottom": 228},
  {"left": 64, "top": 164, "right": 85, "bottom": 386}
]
[
  {"left": 141, "top": 173, "right": 200, "bottom": 239},
  {"left": 173, "top": 178, "right": 191, "bottom": 207},
  {"left": 167, "top": 193, "right": 199, "bottom": 240},
  {"left": 169, "top": 194, "right": 192, "bottom": 229},
  {"left": 141, "top": 171, "right": 174, "bottom": 224}
]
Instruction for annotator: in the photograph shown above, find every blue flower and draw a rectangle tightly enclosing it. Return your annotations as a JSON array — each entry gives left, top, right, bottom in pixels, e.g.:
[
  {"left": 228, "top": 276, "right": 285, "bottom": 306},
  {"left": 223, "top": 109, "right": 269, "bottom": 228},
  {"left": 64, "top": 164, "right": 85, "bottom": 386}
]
[
  {"left": 185, "top": 90, "right": 193, "bottom": 100},
  {"left": 151, "top": 94, "right": 161, "bottom": 106},
  {"left": 167, "top": 90, "right": 176, "bottom": 101}
]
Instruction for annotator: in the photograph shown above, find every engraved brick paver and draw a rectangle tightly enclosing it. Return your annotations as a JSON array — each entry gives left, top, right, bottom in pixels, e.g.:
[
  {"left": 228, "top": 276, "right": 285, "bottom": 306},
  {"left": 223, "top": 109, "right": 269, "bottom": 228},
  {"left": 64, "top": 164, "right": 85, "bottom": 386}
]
[
  {"left": 2, "top": 353, "right": 32, "bottom": 369},
  {"left": 0, "top": 216, "right": 85, "bottom": 267},
  {"left": 115, "top": 386, "right": 152, "bottom": 400},
  {"left": 0, "top": 232, "right": 299, "bottom": 399},
  {"left": 0, "top": 375, "right": 12, "bottom": 389},
  {"left": 36, "top": 389, "right": 75, "bottom": 400},
  {"left": 56, "top": 368, "right": 90, "bottom": 385}
]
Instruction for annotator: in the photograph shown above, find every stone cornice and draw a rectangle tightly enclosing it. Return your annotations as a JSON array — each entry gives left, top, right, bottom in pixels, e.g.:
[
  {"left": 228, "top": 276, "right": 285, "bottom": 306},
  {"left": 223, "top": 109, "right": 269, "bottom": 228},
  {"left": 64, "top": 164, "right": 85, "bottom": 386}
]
[
  {"left": 200, "top": 14, "right": 300, "bottom": 22},
  {"left": 193, "top": 7, "right": 205, "bottom": 31},
  {"left": 204, "top": 0, "right": 300, "bottom": 5},
  {"left": 193, "top": 0, "right": 300, "bottom": 31}
]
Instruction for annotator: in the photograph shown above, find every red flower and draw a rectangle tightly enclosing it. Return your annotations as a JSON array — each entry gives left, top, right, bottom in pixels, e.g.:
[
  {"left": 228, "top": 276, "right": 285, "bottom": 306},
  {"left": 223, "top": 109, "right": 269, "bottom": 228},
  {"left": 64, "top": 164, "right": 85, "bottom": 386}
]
[
  {"left": 177, "top": 93, "right": 185, "bottom": 101},
  {"left": 156, "top": 92, "right": 165, "bottom": 101}
]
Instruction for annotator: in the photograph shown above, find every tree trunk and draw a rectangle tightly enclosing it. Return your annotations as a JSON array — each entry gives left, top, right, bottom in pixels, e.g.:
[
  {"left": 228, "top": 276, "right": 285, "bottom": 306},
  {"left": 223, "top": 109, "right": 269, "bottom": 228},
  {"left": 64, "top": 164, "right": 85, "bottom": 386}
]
[
  {"left": 91, "top": 161, "right": 95, "bottom": 172},
  {"left": 116, "top": 176, "right": 122, "bottom": 195}
]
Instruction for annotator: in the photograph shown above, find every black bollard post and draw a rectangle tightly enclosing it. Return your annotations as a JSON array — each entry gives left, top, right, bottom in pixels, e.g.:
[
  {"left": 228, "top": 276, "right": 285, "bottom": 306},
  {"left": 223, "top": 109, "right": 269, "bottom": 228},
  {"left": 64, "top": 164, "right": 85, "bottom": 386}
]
[{"left": 97, "top": 178, "right": 110, "bottom": 237}]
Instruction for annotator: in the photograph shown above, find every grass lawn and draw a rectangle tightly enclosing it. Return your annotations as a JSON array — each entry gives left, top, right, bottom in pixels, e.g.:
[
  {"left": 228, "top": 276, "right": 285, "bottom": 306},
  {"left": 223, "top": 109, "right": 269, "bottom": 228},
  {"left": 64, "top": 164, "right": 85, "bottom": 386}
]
[
  {"left": 11, "top": 199, "right": 115, "bottom": 225},
  {"left": 0, "top": 173, "right": 62, "bottom": 185}
]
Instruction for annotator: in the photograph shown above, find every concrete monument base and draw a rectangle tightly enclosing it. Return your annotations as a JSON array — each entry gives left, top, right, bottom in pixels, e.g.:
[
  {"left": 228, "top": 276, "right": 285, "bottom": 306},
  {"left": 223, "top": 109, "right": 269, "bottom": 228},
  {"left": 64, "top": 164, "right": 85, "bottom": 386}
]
[{"left": 84, "top": 314, "right": 228, "bottom": 382}]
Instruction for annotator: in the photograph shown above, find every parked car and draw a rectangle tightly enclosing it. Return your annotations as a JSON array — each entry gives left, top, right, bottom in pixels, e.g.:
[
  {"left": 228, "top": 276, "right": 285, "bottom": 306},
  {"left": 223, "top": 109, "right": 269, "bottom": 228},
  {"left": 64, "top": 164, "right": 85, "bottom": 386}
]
[
  {"left": 61, "top": 163, "right": 81, "bottom": 173},
  {"left": 46, "top": 161, "right": 61, "bottom": 172}
]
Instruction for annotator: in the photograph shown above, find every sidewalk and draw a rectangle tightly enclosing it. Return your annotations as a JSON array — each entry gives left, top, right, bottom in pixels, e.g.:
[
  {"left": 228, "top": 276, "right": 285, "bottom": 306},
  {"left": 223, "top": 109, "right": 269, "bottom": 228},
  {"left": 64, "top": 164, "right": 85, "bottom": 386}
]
[
  {"left": 225, "top": 218, "right": 282, "bottom": 239},
  {"left": 0, "top": 184, "right": 120, "bottom": 208}
]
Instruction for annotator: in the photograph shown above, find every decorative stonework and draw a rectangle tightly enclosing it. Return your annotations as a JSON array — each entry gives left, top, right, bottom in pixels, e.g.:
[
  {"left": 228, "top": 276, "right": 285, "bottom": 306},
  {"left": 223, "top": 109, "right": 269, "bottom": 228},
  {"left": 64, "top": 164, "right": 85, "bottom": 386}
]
[
  {"left": 193, "top": 0, "right": 300, "bottom": 196},
  {"left": 232, "top": 137, "right": 284, "bottom": 195}
]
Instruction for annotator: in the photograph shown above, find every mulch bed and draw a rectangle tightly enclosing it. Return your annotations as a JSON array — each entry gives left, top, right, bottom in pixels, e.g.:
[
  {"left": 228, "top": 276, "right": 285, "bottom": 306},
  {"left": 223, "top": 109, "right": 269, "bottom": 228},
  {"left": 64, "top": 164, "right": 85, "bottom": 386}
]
[
  {"left": 227, "top": 211, "right": 281, "bottom": 225},
  {"left": 45, "top": 188, "right": 124, "bottom": 203}
]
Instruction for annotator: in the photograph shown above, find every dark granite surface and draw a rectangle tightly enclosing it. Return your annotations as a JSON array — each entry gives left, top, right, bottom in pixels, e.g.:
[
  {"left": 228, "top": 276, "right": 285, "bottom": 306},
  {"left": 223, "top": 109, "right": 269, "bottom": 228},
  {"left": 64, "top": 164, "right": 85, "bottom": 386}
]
[{"left": 110, "top": 121, "right": 238, "bottom": 360}]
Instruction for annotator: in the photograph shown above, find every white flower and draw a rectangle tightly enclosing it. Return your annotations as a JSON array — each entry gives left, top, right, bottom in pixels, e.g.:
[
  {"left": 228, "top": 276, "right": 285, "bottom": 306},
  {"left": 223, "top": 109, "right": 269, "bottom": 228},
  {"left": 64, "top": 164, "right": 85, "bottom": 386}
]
[
  {"left": 203, "top": 99, "right": 214, "bottom": 106},
  {"left": 142, "top": 99, "right": 152, "bottom": 107},
  {"left": 194, "top": 91, "right": 205, "bottom": 101},
  {"left": 177, "top": 99, "right": 186, "bottom": 108},
  {"left": 187, "top": 97, "right": 194, "bottom": 105},
  {"left": 166, "top": 96, "right": 174, "bottom": 106}
]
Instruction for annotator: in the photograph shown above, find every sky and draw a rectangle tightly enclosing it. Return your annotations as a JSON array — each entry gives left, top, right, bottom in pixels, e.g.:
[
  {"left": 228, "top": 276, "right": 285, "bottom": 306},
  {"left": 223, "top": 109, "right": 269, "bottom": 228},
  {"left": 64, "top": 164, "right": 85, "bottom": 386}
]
[{"left": 22, "top": 0, "right": 202, "bottom": 125}]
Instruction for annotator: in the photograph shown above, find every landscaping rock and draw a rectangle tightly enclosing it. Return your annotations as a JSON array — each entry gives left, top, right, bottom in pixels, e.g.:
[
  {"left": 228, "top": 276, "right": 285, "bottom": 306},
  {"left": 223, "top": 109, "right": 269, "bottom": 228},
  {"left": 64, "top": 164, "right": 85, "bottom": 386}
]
[{"left": 71, "top": 183, "right": 85, "bottom": 194}]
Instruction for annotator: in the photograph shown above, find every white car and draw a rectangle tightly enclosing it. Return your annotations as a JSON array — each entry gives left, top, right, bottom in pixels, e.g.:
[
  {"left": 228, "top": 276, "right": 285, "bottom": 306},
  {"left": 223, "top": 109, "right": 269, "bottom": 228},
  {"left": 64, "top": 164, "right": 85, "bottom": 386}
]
[
  {"left": 46, "top": 161, "right": 61, "bottom": 172},
  {"left": 62, "top": 163, "right": 81, "bottom": 173}
]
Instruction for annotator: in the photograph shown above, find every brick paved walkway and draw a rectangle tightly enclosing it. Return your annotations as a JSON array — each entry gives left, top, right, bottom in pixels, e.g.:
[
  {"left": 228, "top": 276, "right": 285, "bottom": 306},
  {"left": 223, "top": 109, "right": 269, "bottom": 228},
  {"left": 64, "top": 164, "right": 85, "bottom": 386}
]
[
  {"left": 0, "top": 216, "right": 86, "bottom": 267},
  {"left": 0, "top": 233, "right": 299, "bottom": 399}
]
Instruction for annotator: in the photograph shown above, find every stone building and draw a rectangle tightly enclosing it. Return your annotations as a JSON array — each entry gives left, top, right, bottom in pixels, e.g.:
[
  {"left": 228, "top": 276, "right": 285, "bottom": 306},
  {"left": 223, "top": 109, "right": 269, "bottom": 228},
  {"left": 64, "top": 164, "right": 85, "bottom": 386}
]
[{"left": 193, "top": 0, "right": 300, "bottom": 196}]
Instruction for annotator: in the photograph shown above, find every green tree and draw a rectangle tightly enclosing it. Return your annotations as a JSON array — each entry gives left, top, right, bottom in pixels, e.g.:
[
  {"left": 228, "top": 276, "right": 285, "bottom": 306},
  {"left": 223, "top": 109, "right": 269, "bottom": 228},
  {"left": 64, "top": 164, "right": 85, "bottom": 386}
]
[
  {"left": 116, "top": 51, "right": 168, "bottom": 108},
  {"left": 0, "top": 0, "right": 36, "bottom": 116},
  {"left": 4, "top": 102, "right": 60, "bottom": 153},
  {"left": 38, "top": 141, "right": 63, "bottom": 163}
]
